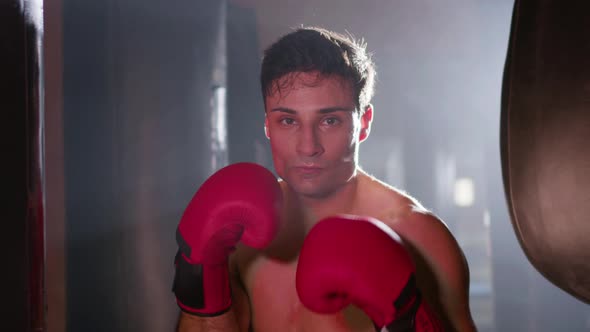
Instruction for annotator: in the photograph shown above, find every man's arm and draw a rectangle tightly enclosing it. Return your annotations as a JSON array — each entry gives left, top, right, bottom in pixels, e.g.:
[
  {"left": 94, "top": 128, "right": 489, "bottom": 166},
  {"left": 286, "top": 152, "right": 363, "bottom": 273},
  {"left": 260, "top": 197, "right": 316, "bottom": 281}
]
[
  {"left": 177, "top": 310, "right": 240, "bottom": 332},
  {"left": 177, "top": 254, "right": 251, "bottom": 332},
  {"left": 391, "top": 206, "right": 476, "bottom": 332}
]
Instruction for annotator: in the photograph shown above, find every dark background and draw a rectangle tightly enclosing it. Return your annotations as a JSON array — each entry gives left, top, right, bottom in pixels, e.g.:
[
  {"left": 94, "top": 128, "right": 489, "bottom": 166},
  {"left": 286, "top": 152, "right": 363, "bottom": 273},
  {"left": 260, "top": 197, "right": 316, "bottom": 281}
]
[{"left": 5, "top": 0, "right": 589, "bottom": 331}]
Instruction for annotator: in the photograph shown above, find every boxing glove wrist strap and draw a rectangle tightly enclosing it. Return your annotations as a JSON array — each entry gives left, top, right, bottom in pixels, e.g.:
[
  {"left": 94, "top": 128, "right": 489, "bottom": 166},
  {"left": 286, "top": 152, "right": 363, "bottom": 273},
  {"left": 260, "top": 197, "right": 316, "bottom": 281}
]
[
  {"left": 172, "top": 251, "right": 232, "bottom": 316},
  {"left": 375, "top": 275, "right": 423, "bottom": 332}
]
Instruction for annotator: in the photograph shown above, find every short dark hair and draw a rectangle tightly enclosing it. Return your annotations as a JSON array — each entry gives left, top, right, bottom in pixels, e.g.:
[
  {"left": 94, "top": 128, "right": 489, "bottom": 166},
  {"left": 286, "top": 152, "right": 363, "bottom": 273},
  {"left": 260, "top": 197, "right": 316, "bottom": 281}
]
[{"left": 260, "top": 27, "right": 376, "bottom": 111}]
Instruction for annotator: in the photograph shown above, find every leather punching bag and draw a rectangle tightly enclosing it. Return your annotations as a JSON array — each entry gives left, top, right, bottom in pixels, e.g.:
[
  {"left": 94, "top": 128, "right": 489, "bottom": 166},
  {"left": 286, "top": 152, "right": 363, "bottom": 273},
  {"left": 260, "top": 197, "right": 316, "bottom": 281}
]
[{"left": 501, "top": 0, "right": 590, "bottom": 304}]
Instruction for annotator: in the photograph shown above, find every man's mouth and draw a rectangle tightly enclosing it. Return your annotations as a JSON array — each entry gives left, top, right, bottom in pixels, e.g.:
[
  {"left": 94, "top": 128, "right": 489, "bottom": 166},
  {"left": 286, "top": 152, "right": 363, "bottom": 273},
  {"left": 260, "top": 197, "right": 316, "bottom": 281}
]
[{"left": 294, "top": 165, "right": 323, "bottom": 175}]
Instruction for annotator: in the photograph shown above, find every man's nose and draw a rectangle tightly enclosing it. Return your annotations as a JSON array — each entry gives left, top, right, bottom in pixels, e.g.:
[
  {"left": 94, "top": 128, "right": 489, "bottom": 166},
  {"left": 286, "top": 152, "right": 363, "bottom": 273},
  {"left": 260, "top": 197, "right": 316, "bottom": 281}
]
[{"left": 296, "top": 126, "right": 324, "bottom": 157}]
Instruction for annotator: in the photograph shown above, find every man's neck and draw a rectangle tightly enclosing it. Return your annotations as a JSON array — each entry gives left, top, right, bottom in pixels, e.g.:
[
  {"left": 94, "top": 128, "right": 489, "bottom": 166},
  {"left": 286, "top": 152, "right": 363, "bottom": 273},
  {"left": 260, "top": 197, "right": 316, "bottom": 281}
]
[{"left": 291, "top": 172, "right": 364, "bottom": 230}]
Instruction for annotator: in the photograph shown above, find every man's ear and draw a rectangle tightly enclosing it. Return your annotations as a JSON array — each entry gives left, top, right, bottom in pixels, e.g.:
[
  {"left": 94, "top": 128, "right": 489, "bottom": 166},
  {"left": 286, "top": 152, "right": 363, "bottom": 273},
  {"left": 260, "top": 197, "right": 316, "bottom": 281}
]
[
  {"left": 359, "top": 104, "right": 373, "bottom": 142},
  {"left": 264, "top": 115, "right": 270, "bottom": 139}
]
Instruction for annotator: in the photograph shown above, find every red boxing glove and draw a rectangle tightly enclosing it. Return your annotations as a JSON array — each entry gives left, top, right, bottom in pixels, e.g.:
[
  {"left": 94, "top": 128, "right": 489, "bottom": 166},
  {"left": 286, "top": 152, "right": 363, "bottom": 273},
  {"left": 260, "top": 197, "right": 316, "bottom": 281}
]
[
  {"left": 296, "top": 215, "right": 443, "bottom": 332},
  {"left": 173, "top": 163, "right": 282, "bottom": 316}
]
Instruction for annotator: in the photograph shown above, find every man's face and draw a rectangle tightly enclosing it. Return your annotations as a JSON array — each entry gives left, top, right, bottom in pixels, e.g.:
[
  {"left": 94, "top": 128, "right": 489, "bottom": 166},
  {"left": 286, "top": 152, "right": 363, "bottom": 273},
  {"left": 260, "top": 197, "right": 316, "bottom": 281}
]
[{"left": 264, "top": 72, "right": 372, "bottom": 198}]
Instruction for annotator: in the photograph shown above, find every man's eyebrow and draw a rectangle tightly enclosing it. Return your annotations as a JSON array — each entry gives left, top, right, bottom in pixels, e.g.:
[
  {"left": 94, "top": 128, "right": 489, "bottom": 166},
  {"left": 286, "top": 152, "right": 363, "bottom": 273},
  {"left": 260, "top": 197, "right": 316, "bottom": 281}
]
[
  {"left": 269, "top": 106, "right": 355, "bottom": 114},
  {"left": 318, "top": 107, "right": 355, "bottom": 114},
  {"left": 270, "top": 107, "right": 296, "bottom": 114}
]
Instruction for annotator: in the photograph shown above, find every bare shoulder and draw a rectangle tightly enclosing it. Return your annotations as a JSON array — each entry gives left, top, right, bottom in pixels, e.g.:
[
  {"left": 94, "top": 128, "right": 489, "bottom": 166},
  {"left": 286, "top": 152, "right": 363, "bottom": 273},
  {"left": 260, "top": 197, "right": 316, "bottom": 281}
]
[
  {"left": 359, "top": 172, "right": 476, "bottom": 331},
  {"left": 359, "top": 171, "right": 465, "bottom": 281},
  {"left": 386, "top": 200, "right": 468, "bottom": 294}
]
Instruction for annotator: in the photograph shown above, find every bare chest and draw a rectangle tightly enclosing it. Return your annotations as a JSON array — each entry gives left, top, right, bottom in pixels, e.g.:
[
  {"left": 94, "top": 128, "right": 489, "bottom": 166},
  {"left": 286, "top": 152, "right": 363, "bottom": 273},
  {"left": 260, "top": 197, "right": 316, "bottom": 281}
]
[{"left": 241, "top": 256, "right": 374, "bottom": 332}]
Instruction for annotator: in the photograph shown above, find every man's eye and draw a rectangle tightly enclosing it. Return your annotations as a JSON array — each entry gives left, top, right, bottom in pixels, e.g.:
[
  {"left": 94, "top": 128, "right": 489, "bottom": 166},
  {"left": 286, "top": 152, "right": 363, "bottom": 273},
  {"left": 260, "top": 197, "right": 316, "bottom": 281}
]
[
  {"left": 323, "top": 117, "right": 341, "bottom": 126},
  {"left": 280, "top": 118, "right": 295, "bottom": 125}
]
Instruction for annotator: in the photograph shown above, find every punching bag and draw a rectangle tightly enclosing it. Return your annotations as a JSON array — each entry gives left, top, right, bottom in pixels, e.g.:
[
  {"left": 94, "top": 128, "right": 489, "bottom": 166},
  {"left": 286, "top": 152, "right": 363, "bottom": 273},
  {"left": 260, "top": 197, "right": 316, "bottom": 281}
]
[
  {"left": 1, "top": 0, "right": 45, "bottom": 330},
  {"left": 501, "top": 0, "right": 590, "bottom": 304}
]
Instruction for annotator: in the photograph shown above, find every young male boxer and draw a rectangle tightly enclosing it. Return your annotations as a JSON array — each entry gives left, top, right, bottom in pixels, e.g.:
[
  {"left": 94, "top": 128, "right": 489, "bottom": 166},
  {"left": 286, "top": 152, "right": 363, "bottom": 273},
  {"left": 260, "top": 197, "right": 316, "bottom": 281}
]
[{"left": 173, "top": 27, "right": 476, "bottom": 332}]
